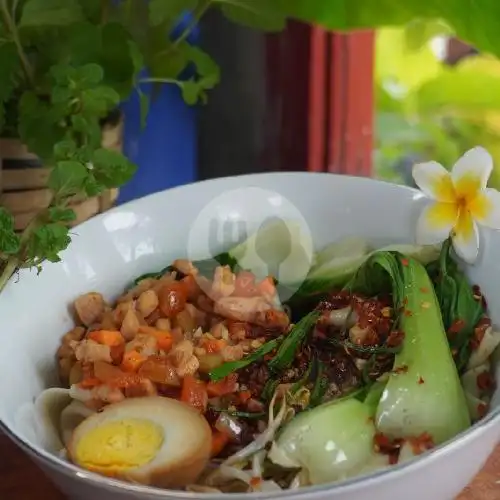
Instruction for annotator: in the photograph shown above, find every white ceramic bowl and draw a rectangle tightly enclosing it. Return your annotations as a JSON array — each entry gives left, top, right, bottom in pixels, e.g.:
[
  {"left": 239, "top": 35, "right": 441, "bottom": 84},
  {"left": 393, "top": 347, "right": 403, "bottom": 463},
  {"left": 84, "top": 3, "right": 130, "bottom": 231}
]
[{"left": 1, "top": 172, "right": 499, "bottom": 500}]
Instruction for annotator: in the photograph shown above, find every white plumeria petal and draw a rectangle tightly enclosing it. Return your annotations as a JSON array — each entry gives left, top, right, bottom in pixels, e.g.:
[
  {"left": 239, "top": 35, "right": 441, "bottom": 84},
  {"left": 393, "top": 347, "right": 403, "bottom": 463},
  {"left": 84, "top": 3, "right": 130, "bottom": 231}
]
[
  {"left": 451, "top": 209, "right": 479, "bottom": 264},
  {"left": 469, "top": 188, "right": 500, "bottom": 230},
  {"left": 412, "top": 161, "right": 455, "bottom": 202},
  {"left": 416, "top": 202, "right": 458, "bottom": 245},
  {"left": 451, "top": 147, "right": 493, "bottom": 196}
]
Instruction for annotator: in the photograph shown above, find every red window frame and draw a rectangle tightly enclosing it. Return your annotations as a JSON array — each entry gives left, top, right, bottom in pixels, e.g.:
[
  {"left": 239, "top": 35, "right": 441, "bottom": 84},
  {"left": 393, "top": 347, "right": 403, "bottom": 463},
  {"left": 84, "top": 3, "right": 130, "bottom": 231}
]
[{"left": 265, "top": 25, "right": 375, "bottom": 176}]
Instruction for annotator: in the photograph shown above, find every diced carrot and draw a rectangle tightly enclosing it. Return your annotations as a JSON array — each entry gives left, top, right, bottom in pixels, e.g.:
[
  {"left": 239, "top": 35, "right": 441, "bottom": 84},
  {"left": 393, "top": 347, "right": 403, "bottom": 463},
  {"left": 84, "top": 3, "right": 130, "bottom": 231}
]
[
  {"left": 153, "top": 331, "right": 174, "bottom": 352},
  {"left": 181, "top": 375, "right": 208, "bottom": 413},
  {"left": 202, "top": 338, "right": 226, "bottom": 353},
  {"left": 210, "top": 430, "right": 230, "bottom": 457},
  {"left": 138, "top": 326, "right": 174, "bottom": 352},
  {"left": 88, "top": 330, "right": 124, "bottom": 347},
  {"left": 79, "top": 377, "right": 102, "bottom": 389},
  {"left": 121, "top": 350, "right": 147, "bottom": 373},
  {"left": 207, "top": 373, "right": 238, "bottom": 397},
  {"left": 239, "top": 390, "right": 252, "bottom": 403},
  {"left": 257, "top": 276, "right": 276, "bottom": 297}
]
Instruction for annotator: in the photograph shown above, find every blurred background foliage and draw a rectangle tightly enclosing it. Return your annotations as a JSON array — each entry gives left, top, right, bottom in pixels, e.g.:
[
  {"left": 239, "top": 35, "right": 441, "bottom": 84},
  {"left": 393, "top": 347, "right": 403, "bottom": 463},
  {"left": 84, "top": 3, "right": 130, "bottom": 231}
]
[{"left": 374, "top": 20, "right": 500, "bottom": 189}]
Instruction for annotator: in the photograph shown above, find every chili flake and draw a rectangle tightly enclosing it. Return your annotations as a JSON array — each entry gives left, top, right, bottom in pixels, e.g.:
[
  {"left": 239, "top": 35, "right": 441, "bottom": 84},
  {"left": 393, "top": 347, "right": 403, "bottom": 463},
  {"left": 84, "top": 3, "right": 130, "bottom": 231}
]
[
  {"left": 404, "top": 309, "right": 413, "bottom": 317},
  {"left": 408, "top": 432, "right": 434, "bottom": 455},
  {"left": 418, "top": 376, "right": 425, "bottom": 385},
  {"left": 401, "top": 258, "right": 409, "bottom": 266},
  {"left": 476, "top": 371, "right": 494, "bottom": 391},
  {"left": 419, "top": 287, "right": 429, "bottom": 293},
  {"left": 477, "top": 402, "right": 488, "bottom": 419},
  {"left": 393, "top": 364, "right": 409, "bottom": 374}
]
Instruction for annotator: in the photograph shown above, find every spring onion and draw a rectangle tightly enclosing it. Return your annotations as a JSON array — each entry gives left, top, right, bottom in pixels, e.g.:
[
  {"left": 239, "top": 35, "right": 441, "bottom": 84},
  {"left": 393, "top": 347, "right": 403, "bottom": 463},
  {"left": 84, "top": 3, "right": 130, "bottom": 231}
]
[
  {"left": 209, "top": 337, "right": 282, "bottom": 381},
  {"left": 268, "top": 311, "right": 321, "bottom": 372}
]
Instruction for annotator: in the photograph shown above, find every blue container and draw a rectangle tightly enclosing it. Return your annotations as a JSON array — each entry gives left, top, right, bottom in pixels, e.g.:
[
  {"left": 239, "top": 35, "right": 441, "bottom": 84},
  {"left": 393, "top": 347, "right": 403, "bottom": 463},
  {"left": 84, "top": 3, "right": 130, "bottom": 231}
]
[{"left": 118, "top": 16, "right": 199, "bottom": 204}]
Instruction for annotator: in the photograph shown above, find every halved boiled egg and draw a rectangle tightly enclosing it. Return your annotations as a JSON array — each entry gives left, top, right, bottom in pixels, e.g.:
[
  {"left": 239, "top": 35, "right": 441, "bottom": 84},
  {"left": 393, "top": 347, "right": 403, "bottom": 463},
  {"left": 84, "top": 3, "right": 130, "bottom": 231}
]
[{"left": 68, "top": 397, "right": 211, "bottom": 488}]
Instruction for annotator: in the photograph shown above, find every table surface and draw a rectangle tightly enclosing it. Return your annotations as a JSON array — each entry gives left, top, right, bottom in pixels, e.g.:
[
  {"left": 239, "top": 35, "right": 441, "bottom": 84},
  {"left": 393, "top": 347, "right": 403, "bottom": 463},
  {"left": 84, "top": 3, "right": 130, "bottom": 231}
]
[{"left": 0, "top": 434, "right": 498, "bottom": 499}]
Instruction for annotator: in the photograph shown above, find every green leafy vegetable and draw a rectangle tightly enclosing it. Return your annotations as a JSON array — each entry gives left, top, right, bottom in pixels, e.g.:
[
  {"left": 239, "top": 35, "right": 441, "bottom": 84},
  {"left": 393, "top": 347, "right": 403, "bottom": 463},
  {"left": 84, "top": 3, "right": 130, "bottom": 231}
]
[
  {"left": 290, "top": 243, "right": 441, "bottom": 305},
  {"left": 209, "top": 337, "right": 282, "bottom": 381},
  {"left": 346, "top": 251, "right": 470, "bottom": 445},
  {"left": 430, "top": 240, "right": 484, "bottom": 372},
  {"left": 269, "top": 397, "right": 385, "bottom": 484},
  {"left": 309, "top": 360, "right": 329, "bottom": 407},
  {"left": 329, "top": 337, "right": 403, "bottom": 356},
  {"left": 268, "top": 311, "right": 321, "bottom": 373}
]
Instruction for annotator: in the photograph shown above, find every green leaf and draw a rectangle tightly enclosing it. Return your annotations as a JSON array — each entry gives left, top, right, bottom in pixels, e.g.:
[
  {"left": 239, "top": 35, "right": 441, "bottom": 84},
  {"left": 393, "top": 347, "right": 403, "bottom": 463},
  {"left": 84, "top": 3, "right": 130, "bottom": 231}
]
[
  {"left": 0, "top": 208, "right": 21, "bottom": 255},
  {"left": 75, "top": 63, "right": 105, "bottom": 86},
  {"left": 403, "top": 19, "right": 452, "bottom": 52},
  {"left": 68, "top": 22, "right": 135, "bottom": 98},
  {"left": 149, "top": 0, "right": 196, "bottom": 26},
  {"left": 0, "top": 42, "right": 20, "bottom": 102},
  {"left": 148, "top": 40, "right": 190, "bottom": 80},
  {"left": 48, "top": 160, "right": 89, "bottom": 199},
  {"left": 209, "top": 337, "right": 283, "bottom": 381},
  {"left": 128, "top": 40, "right": 144, "bottom": 80},
  {"left": 416, "top": 66, "right": 500, "bottom": 114},
  {"left": 91, "top": 148, "right": 137, "bottom": 189},
  {"left": 80, "top": 86, "right": 121, "bottom": 116},
  {"left": 54, "top": 139, "right": 78, "bottom": 160},
  {"left": 430, "top": 240, "right": 484, "bottom": 372},
  {"left": 18, "top": 91, "right": 66, "bottom": 160},
  {"left": 0, "top": 42, "right": 21, "bottom": 131},
  {"left": 71, "top": 115, "right": 102, "bottom": 148},
  {"left": 26, "top": 224, "right": 71, "bottom": 265},
  {"left": 188, "top": 46, "right": 220, "bottom": 89},
  {"left": 20, "top": 0, "right": 84, "bottom": 27},
  {"left": 77, "top": 0, "right": 101, "bottom": 22},
  {"left": 215, "top": 0, "right": 287, "bottom": 31},
  {"left": 268, "top": 311, "right": 321, "bottom": 372},
  {"left": 48, "top": 207, "right": 77, "bottom": 223},
  {"left": 181, "top": 79, "right": 202, "bottom": 105},
  {"left": 289, "top": 1, "right": 500, "bottom": 62}
]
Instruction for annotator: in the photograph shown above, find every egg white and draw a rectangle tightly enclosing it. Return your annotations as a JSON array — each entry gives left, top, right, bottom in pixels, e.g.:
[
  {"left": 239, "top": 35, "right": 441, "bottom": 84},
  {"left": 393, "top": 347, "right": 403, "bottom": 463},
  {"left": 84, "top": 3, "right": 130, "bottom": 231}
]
[{"left": 68, "top": 397, "right": 212, "bottom": 488}]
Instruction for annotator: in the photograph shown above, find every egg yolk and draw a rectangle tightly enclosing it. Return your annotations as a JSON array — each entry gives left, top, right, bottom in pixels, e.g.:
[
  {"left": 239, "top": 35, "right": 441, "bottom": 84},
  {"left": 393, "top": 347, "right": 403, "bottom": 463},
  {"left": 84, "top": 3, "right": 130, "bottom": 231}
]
[{"left": 74, "top": 418, "right": 164, "bottom": 471}]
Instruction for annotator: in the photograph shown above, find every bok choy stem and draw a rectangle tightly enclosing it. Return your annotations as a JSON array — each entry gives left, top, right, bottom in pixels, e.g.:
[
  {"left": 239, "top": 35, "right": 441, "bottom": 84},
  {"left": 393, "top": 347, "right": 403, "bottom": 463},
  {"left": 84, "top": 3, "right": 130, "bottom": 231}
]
[{"left": 346, "top": 251, "right": 470, "bottom": 445}]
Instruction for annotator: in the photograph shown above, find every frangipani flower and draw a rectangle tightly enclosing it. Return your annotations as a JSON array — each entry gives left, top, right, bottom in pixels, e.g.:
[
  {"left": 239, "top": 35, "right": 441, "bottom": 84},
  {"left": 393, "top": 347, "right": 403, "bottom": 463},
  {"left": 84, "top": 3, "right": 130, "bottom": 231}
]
[{"left": 413, "top": 147, "right": 500, "bottom": 264}]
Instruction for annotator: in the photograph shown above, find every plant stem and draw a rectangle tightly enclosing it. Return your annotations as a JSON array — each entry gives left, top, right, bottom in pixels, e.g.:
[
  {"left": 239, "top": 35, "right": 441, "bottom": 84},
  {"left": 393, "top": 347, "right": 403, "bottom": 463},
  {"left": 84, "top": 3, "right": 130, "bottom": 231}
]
[
  {"left": 173, "top": 0, "right": 212, "bottom": 47},
  {"left": 0, "top": 212, "right": 45, "bottom": 294},
  {"left": 0, "top": 256, "right": 19, "bottom": 292},
  {"left": 139, "top": 77, "right": 182, "bottom": 87},
  {"left": 0, "top": 0, "right": 34, "bottom": 86}
]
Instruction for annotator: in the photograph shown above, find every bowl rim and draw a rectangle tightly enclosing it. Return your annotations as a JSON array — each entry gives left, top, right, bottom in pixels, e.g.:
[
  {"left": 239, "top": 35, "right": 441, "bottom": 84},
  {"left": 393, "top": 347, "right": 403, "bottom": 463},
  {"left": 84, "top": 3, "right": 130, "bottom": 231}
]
[{"left": 1, "top": 171, "right": 499, "bottom": 498}]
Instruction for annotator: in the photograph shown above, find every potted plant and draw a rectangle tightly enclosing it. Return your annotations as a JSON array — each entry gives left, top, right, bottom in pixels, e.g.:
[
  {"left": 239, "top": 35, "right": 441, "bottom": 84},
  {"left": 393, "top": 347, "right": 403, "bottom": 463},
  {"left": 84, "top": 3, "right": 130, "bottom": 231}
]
[
  {"left": 0, "top": 0, "right": 291, "bottom": 292},
  {"left": 0, "top": 0, "right": 499, "bottom": 295}
]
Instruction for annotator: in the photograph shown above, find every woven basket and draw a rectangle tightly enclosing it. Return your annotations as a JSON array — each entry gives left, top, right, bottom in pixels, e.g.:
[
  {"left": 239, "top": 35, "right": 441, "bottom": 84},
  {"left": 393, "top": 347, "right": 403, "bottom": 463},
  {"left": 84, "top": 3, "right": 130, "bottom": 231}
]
[{"left": 0, "top": 117, "right": 124, "bottom": 232}]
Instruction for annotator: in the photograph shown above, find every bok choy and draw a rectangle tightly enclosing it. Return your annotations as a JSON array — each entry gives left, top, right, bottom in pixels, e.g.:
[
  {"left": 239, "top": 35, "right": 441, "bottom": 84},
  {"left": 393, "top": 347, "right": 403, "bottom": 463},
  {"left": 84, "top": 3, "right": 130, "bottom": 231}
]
[
  {"left": 269, "top": 396, "right": 389, "bottom": 485},
  {"left": 346, "top": 251, "right": 471, "bottom": 444}
]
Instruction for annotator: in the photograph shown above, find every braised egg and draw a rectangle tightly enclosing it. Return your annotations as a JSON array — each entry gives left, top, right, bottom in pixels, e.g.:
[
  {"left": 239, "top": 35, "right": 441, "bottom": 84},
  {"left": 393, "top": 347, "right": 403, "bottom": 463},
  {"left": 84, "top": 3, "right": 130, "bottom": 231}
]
[{"left": 68, "top": 397, "right": 211, "bottom": 488}]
